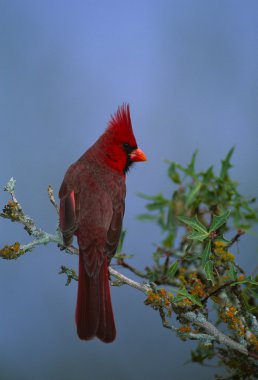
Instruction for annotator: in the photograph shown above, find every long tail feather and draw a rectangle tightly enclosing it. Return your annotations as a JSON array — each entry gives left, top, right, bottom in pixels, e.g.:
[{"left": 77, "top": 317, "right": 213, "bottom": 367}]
[
  {"left": 96, "top": 258, "right": 116, "bottom": 343},
  {"left": 75, "top": 254, "right": 116, "bottom": 343},
  {"left": 75, "top": 254, "right": 99, "bottom": 340}
]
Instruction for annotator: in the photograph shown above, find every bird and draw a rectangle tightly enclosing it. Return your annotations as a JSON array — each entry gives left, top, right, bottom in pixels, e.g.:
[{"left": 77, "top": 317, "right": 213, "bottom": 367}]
[{"left": 59, "top": 104, "right": 146, "bottom": 343}]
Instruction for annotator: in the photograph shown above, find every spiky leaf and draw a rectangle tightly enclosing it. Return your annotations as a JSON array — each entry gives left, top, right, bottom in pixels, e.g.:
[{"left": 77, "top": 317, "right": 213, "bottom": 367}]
[
  {"left": 186, "top": 181, "right": 202, "bottom": 206},
  {"left": 203, "top": 261, "right": 215, "bottom": 285},
  {"left": 167, "top": 260, "right": 178, "bottom": 279},
  {"left": 187, "top": 231, "right": 209, "bottom": 242},
  {"left": 220, "top": 147, "right": 234, "bottom": 180},
  {"left": 178, "top": 288, "right": 203, "bottom": 307},
  {"left": 201, "top": 240, "right": 211, "bottom": 267},
  {"left": 228, "top": 263, "right": 238, "bottom": 281},
  {"left": 209, "top": 210, "right": 231, "bottom": 233},
  {"left": 177, "top": 215, "right": 208, "bottom": 235},
  {"left": 168, "top": 162, "right": 181, "bottom": 184}
]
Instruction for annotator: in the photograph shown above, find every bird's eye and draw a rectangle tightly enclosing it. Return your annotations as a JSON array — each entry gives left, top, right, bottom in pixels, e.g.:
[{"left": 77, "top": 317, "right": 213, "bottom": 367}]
[
  {"left": 123, "top": 143, "right": 138, "bottom": 155},
  {"left": 123, "top": 143, "right": 131, "bottom": 152}
]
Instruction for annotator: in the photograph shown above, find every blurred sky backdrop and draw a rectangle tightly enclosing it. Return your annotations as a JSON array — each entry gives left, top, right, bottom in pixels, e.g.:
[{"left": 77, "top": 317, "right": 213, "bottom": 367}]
[{"left": 1, "top": 1, "right": 258, "bottom": 379}]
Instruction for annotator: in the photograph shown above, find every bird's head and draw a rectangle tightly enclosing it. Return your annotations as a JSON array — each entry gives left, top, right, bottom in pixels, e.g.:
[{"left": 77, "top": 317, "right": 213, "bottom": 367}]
[{"left": 98, "top": 104, "right": 147, "bottom": 174}]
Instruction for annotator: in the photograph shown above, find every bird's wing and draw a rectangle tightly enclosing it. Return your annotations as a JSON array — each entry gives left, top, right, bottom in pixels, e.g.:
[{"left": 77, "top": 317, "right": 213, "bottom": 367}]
[
  {"left": 76, "top": 179, "right": 114, "bottom": 277},
  {"left": 59, "top": 162, "right": 125, "bottom": 273},
  {"left": 106, "top": 196, "right": 125, "bottom": 264},
  {"left": 59, "top": 162, "right": 83, "bottom": 246}
]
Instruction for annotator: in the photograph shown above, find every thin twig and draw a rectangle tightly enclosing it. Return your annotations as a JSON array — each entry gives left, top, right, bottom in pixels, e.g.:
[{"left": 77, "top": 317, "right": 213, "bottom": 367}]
[
  {"left": 117, "top": 259, "right": 149, "bottom": 280},
  {"left": 202, "top": 280, "right": 234, "bottom": 304},
  {"left": 227, "top": 230, "right": 245, "bottom": 248},
  {"left": 47, "top": 185, "right": 59, "bottom": 214},
  {"left": 118, "top": 259, "right": 179, "bottom": 286},
  {"left": 163, "top": 255, "right": 170, "bottom": 274}
]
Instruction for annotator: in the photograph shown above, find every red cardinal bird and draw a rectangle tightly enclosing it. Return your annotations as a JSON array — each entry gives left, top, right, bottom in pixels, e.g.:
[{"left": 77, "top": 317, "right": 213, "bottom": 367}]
[{"left": 59, "top": 104, "right": 146, "bottom": 343}]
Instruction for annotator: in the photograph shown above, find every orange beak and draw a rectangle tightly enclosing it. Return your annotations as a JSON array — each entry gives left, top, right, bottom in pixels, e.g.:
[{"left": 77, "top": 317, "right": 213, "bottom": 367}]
[{"left": 130, "top": 148, "right": 147, "bottom": 162}]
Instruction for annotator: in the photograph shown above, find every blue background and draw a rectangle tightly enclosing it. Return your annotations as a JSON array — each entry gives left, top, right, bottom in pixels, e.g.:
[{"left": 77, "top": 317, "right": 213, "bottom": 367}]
[{"left": 1, "top": 1, "right": 258, "bottom": 379}]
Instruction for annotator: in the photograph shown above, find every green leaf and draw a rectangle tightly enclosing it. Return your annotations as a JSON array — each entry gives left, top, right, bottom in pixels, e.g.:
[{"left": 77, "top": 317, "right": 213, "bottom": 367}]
[
  {"left": 177, "top": 215, "right": 208, "bottom": 235},
  {"left": 166, "top": 205, "right": 176, "bottom": 234},
  {"left": 209, "top": 210, "right": 231, "bottom": 233},
  {"left": 203, "top": 261, "right": 215, "bottom": 285},
  {"left": 250, "top": 288, "right": 258, "bottom": 299},
  {"left": 201, "top": 166, "right": 214, "bottom": 183},
  {"left": 137, "top": 214, "right": 158, "bottom": 221},
  {"left": 201, "top": 240, "right": 211, "bottom": 267},
  {"left": 167, "top": 260, "right": 178, "bottom": 279},
  {"left": 137, "top": 192, "right": 158, "bottom": 200},
  {"left": 171, "top": 295, "right": 186, "bottom": 303},
  {"left": 153, "top": 250, "right": 162, "bottom": 265},
  {"left": 186, "top": 181, "right": 202, "bottom": 206},
  {"left": 117, "top": 230, "right": 126, "bottom": 253},
  {"left": 178, "top": 288, "right": 203, "bottom": 307},
  {"left": 146, "top": 202, "right": 167, "bottom": 211},
  {"left": 228, "top": 262, "right": 238, "bottom": 281},
  {"left": 187, "top": 231, "right": 209, "bottom": 242},
  {"left": 231, "top": 275, "right": 258, "bottom": 287},
  {"left": 187, "top": 149, "right": 198, "bottom": 175},
  {"left": 178, "top": 215, "right": 209, "bottom": 241},
  {"left": 162, "top": 232, "right": 174, "bottom": 248},
  {"left": 168, "top": 162, "right": 181, "bottom": 184},
  {"left": 220, "top": 147, "right": 234, "bottom": 180},
  {"left": 168, "top": 150, "right": 198, "bottom": 178},
  {"left": 138, "top": 192, "right": 166, "bottom": 202},
  {"left": 139, "top": 193, "right": 168, "bottom": 211},
  {"left": 241, "top": 291, "right": 258, "bottom": 309}
]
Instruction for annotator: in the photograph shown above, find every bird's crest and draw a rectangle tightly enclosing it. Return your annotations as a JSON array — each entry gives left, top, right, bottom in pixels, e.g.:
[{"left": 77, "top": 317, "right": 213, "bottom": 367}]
[{"left": 106, "top": 104, "right": 137, "bottom": 146}]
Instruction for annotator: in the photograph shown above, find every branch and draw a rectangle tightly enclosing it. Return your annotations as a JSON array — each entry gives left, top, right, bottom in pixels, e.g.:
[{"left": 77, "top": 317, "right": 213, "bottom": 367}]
[
  {"left": 109, "top": 267, "right": 151, "bottom": 293},
  {"left": 1, "top": 177, "right": 45, "bottom": 238},
  {"left": 0, "top": 178, "right": 254, "bottom": 359},
  {"left": 183, "top": 312, "right": 248, "bottom": 355},
  {"left": 109, "top": 267, "right": 249, "bottom": 355}
]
